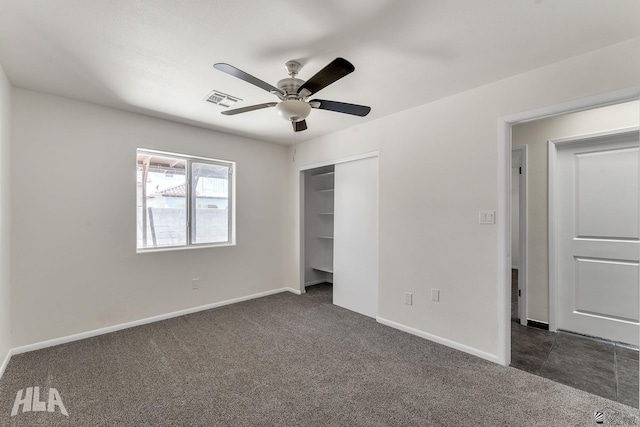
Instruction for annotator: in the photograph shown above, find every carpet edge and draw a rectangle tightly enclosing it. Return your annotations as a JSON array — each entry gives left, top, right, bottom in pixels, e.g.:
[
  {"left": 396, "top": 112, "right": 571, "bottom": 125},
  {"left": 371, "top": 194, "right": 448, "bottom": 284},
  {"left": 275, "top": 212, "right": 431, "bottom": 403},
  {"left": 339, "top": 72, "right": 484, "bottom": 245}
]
[
  {"left": 376, "top": 316, "right": 501, "bottom": 364},
  {"left": 11, "top": 287, "right": 301, "bottom": 356}
]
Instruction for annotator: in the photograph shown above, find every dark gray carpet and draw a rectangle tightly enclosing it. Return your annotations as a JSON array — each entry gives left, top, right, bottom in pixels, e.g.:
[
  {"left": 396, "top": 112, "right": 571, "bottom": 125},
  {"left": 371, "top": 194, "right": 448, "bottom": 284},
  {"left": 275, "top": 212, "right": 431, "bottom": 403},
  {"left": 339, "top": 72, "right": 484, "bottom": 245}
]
[{"left": 1, "top": 284, "right": 639, "bottom": 426}]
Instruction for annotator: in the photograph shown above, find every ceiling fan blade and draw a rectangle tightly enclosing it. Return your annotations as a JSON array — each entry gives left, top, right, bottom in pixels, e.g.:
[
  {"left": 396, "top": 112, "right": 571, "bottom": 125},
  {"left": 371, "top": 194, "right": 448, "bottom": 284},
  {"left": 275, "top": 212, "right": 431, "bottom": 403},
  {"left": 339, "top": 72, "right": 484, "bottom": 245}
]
[
  {"left": 292, "top": 120, "right": 308, "bottom": 132},
  {"left": 310, "top": 99, "right": 371, "bottom": 117},
  {"left": 297, "top": 58, "right": 355, "bottom": 96},
  {"left": 213, "top": 63, "right": 285, "bottom": 96},
  {"left": 221, "top": 102, "right": 278, "bottom": 116}
]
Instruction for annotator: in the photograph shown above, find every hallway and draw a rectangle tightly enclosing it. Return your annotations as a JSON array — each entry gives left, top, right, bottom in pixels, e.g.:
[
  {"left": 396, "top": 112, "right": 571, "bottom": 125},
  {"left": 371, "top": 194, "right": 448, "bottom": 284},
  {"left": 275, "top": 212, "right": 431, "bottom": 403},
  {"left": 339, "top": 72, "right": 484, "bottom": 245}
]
[{"left": 510, "top": 269, "right": 639, "bottom": 408}]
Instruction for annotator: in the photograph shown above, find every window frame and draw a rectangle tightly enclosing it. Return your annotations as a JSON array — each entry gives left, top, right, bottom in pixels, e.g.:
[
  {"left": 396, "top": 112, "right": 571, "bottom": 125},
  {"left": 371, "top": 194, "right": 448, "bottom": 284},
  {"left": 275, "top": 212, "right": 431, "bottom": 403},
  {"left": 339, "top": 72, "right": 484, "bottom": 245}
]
[{"left": 136, "top": 148, "right": 235, "bottom": 253}]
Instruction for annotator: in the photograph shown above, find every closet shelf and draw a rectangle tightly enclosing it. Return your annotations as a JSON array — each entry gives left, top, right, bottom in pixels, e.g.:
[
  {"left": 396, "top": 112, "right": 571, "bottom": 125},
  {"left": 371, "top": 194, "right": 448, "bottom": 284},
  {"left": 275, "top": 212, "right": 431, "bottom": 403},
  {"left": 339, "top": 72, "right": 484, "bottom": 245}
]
[
  {"left": 312, "top": 171, "right": 335, "bottom": 177},
  {"left": 317, "top": 189, "right": 335, "bottom": 193},
  {"left": 312, "top": 266, "right": 334, "bottom": 274},
  {"left": 316, "top": 236, "right": 334, "bottom": 240},
  {"left": 317, "top": 212, "right": 334, "bottom": 215}
]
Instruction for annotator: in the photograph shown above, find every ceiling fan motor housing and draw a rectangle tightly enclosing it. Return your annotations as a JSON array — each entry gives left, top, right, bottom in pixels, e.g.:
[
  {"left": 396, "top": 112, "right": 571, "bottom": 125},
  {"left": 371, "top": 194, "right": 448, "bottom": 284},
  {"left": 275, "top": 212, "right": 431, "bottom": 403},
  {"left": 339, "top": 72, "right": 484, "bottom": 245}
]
[{"left": 276, "top": 77, "right": 305, "bottom": 96}]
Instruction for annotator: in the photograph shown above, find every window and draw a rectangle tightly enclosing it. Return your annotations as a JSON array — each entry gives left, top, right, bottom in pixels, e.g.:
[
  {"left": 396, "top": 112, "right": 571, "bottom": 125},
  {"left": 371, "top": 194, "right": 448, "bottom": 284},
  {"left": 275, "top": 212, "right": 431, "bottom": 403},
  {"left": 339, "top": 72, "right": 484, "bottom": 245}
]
[{"left": 136, "top": 149, "right": 234, "bottom": 251}]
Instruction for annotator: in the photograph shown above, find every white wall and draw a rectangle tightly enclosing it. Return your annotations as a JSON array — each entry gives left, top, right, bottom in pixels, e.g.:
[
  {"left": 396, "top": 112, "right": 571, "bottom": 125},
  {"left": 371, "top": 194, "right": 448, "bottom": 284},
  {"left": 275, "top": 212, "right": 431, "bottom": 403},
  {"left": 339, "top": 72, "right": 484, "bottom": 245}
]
[
  {"left": 287, "top": 36, "right": 640, "bottom": 360},
  {"left": 0, "top": 63, "right": 12, "bottom": 368},
  {"left": 512, "top": 100, "right": 640, "bottom": 324},
  {"left": 10, "top": 89, "right": 291, "bottom": 347}
]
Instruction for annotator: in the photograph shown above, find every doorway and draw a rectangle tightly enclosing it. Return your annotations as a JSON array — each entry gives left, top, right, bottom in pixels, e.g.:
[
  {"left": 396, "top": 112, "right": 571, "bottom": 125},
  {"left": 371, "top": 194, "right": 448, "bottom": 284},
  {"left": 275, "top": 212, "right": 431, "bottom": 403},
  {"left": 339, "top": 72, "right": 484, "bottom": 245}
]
[
  {"left": 511, "top": 146, "right": 527, "bottom": 326},
  {"left": 506, "top": 98, "right": 640, "bottom": 407}
]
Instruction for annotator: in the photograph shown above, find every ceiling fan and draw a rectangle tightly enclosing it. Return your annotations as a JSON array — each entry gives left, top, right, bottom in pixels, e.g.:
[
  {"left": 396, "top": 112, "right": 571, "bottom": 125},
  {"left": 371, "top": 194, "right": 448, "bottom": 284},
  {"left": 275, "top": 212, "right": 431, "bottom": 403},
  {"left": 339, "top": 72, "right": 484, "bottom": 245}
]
[{"left": 213, "top": 58, "right": 371, "bottom": 132}]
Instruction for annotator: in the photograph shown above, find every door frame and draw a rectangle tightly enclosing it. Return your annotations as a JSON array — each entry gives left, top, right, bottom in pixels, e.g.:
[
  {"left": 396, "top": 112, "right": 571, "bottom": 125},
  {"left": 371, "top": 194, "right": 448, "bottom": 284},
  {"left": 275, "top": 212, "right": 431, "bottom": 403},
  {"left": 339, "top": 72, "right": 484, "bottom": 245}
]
[
  {"left": 497, "top": 86, "right": 640, "bottom": 367},
  {"left": 547, "top": 126, "right": 640, "bottom": 333},
  {"left": 511, "top": 145, "right": 528, "bottom": 326}
]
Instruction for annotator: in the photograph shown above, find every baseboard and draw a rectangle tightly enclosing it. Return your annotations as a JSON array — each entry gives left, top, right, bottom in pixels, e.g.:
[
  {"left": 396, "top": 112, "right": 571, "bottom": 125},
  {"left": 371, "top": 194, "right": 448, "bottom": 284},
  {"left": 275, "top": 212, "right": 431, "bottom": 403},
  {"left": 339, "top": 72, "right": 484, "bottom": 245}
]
[
  {"left": 376, "top": 317, "right": 500, "bottom": 364},
  {"left": 304, "top": 279, "right": 327, "bottom": 287},
  {"left": 284, "top": 287, "right": 302, "bottom": 295},
  {"left": 12, "top": 287, "right": 300, "bottom": 356},
  {"left": 0, "top": 348, "right": 11, "bottom": 381},
  {"left": 527, "top": 319, "right": 549, "bottom": 330}
]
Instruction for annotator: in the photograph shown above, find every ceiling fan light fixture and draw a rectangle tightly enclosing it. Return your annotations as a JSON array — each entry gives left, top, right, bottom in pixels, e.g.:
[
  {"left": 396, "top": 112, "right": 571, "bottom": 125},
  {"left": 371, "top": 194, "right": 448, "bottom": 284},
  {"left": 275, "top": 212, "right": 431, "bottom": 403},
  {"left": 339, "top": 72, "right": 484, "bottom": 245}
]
[{"left": 275, "top": 99, "right": 311, "bottom": 122}]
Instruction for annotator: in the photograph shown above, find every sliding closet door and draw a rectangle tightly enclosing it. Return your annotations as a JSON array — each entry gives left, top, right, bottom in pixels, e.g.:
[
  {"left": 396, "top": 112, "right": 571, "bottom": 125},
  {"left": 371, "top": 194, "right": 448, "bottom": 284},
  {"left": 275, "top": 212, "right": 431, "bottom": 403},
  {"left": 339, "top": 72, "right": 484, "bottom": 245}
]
[{"left": 333, "top": 156, "right": 378, "bottom": 318}]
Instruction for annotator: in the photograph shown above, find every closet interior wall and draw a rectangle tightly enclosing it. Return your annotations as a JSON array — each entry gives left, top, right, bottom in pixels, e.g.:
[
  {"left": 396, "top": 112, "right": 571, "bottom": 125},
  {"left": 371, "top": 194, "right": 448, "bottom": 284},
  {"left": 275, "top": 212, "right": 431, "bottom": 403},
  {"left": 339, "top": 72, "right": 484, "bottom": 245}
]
[{"left": 303, "top": 165, "right": 335, "bottom": 287}]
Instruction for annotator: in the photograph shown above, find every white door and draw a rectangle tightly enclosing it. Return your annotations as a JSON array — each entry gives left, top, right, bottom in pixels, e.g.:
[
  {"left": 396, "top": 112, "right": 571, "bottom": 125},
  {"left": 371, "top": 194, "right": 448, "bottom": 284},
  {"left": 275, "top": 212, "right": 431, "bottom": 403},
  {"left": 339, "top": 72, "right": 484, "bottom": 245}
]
[
  {"left": 552, "top": 129, "right": 639, "bottom": 345},
  {"left": 333, "top": 156, "right": 378, "bottom": 318}
]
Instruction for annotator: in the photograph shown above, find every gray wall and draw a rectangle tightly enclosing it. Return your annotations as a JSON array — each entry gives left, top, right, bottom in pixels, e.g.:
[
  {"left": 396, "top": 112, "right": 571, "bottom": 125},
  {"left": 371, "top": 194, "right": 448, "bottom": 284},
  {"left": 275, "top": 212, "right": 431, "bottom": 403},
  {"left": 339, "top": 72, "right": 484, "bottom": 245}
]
[
  {"left": 10, "top": 89, "right": 292, "bottom": 347},
  {"left": 0, "top": 63, "right": 11, "bottom": 369}
]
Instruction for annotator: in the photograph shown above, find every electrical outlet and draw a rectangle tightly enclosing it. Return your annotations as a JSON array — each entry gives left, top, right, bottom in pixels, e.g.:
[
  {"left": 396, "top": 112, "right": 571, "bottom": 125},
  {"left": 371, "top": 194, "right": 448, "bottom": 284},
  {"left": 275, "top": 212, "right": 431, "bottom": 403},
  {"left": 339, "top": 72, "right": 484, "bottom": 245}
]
[
  {"left": 479, "top": 210, "right": 495, "bottom": 224},
  {"left": 431, "top": 289, "right": 440, "bottom": 302},
  {"left": 192, "top": 278, "right": 200, "bottom": 290},
  {"left": 404, "top": 292, "right": 413, "bottom": 305}
]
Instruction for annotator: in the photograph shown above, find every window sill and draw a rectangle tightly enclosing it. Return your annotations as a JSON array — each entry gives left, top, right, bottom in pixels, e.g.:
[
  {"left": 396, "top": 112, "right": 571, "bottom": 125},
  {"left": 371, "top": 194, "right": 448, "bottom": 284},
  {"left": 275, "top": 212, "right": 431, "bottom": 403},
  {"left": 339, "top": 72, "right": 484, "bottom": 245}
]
[{"left": 136, "top": 242, "right": 236, "bottom": 254}]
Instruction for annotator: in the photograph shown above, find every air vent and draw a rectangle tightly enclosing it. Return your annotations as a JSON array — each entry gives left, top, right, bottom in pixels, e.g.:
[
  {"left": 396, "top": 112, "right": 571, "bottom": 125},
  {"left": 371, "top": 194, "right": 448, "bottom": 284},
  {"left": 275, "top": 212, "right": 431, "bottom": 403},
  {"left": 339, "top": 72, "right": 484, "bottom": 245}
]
[{"left": 204, "top": 90, "right": 242, "bottom": 108}]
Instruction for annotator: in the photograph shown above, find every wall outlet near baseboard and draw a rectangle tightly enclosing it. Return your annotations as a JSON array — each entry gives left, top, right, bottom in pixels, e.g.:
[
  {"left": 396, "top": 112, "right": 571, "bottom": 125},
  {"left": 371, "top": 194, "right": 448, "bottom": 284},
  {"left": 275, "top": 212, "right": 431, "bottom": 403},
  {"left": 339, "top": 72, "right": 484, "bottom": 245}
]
[
  {"left": 404, "top": 292, "right": 412, "bottom": 305},
  {"left": 479, "top": 210, "right": 495, "bottom": 224},
  {"left": 192, "top": 278, "right": 200, "bottom": 290}
]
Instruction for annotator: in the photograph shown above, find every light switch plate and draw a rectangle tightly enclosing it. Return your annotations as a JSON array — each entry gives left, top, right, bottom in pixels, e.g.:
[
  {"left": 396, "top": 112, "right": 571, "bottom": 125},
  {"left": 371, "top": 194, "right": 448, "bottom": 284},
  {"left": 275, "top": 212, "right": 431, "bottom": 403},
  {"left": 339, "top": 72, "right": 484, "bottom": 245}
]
[{"left": 431, "top": 289, "right": 440, "bottom": 302}]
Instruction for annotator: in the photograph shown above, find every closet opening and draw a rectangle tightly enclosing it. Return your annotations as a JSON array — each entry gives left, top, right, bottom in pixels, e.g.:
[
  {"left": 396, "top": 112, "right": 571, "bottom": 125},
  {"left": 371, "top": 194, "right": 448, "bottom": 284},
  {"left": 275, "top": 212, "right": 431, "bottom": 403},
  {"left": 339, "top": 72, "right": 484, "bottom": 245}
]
[
  {"left": 299, "top": 153, "right": 379, "bottom": 318},
  {"left": 303, "top": 165, "right": 335, "bottom": 291}
]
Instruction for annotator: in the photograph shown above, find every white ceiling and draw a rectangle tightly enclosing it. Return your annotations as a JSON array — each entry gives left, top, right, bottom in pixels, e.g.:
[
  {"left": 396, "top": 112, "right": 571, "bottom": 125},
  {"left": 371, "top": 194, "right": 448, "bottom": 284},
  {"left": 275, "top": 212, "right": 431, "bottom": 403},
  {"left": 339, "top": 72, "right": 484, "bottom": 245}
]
[{"left": 1, "top": 0, "right": 639, "bottom": 145}]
